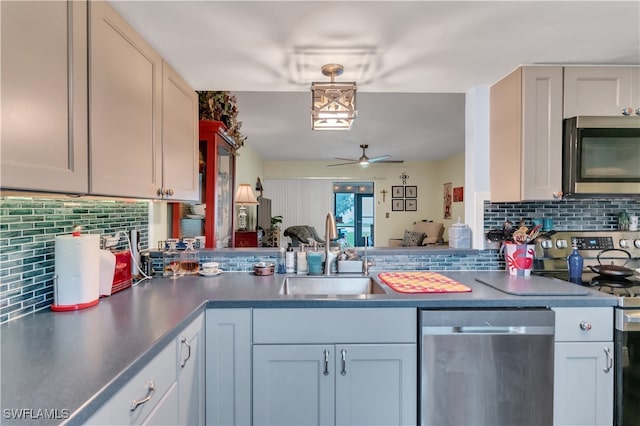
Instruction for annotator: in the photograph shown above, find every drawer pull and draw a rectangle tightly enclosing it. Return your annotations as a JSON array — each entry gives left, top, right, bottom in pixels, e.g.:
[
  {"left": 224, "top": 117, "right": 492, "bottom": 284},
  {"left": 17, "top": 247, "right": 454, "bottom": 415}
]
[
  {"left": 579, "top": 321, "right": 592, "bottom": 331},
  {"left": 340, "top": 349, "right": 347, "bottom": 376},
  {"left": 130, "top": 381, "right": 155, "bottom": 411},
  {"left": 323, "top": 350, "right": 330, "bottom": 376},
  {"left": 180, "top": 336, "right": 191, "bottom": 368},
  {"left": 603, "top": 347, "right": 613, "bottom": 373}
]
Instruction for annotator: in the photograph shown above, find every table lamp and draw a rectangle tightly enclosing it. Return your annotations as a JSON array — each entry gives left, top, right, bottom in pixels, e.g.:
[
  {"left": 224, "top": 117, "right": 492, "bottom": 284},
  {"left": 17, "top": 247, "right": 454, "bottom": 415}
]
[{"left": 234, "top": 184, "right": 259, "bottom": 231}]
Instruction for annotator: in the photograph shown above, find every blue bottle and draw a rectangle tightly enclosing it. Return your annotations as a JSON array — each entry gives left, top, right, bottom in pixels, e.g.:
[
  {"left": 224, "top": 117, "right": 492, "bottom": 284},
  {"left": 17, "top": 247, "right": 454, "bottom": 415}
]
[{"left": 567, "top": 245, "right": 584, "bottom": 284}]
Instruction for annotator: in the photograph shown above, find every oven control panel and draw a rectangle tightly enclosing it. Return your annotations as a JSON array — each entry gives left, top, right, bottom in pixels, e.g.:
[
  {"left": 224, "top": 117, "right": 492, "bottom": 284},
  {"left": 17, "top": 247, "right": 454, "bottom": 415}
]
[
  {"left": 535, "top": 231, "right": 640, "bottom": 262},
  {"left": 571, "top": 236, "right": 614, "bottom": 251}
]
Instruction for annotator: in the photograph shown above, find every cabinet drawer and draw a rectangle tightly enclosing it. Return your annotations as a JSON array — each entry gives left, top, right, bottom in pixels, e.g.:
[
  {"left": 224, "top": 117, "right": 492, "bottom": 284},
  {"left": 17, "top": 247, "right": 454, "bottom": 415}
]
[
  {"left": 553, "top": 307, "right": 613, "bottom": 342},
  {"left": 253, "top": 308, "right": 416, "bottom": 344},
  {"left": 88, "top": 341, "right": 177, "bottom": 425}
]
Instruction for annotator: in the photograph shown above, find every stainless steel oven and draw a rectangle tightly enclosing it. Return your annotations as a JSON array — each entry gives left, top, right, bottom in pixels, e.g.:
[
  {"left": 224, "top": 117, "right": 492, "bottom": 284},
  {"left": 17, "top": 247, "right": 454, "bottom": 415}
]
[
  {"left": 563, "top": 116, "right": 640, "bottom": 197},
  {"left": 533, "top": 230, "right": 640, "bottom": 425}
]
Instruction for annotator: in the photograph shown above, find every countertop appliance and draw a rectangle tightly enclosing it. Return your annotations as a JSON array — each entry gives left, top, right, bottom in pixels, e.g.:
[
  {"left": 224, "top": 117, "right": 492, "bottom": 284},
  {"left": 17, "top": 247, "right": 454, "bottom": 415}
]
[
  {"left": 420, "top": 309, "right": 555, "bottom": 425},
  {"left": 532, "top": 230, "right": 640, "bottom": 425},
  {"left": 563, "top": 116, "right": 640, "bottom": 197}
]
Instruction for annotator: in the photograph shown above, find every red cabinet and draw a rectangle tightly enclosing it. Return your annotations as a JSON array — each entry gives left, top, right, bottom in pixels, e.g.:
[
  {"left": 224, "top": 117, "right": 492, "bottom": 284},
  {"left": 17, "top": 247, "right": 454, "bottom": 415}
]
[
  {"left": 200, "top": 121, "right": 238, "bottom": 248},
  {"left": 234, "top": 231, "right": 258, "bottom": 248}
]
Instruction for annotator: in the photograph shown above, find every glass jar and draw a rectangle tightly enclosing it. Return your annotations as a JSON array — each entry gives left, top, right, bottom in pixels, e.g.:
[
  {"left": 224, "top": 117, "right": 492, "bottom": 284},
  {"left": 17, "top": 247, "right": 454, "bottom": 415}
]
[
  {"left": 180, "top": 238, "right": 199, "bottom": 275},
  {"left": 163, "top": 238, "right": 181, "bottom": 278}
]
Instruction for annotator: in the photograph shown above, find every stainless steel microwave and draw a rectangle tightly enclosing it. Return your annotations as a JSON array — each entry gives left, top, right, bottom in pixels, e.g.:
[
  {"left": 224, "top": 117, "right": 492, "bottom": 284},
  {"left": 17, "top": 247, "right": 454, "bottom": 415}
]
[{"left": 563, "top": 116, "right": 640, "bottom": 197}]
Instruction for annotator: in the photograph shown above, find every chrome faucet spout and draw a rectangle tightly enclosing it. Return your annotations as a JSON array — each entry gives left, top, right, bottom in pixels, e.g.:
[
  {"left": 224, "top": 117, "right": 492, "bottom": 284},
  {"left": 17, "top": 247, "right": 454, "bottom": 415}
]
[{"left": 324, "top": 212, "right": 337, "bottom": 275}]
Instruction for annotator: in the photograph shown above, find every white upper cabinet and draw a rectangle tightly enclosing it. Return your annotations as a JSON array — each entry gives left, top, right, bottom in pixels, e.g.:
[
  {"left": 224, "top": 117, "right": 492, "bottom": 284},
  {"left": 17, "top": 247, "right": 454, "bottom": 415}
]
[
  {"left": 161, "top": 62, "right": 199, "bottom": 201},
  {"left": 564, "top": 66, "right": 640, "bottom": 117},
  {"left": 1, "top": 1, "right": 88, "bottom": 193},
  {"left": 88, "top": 2, "right": 198, "bottom": 201},
  {"left": 88, "top": 0, "right": 163, "bottom": 199},
  {"left": 490, "top": 66, "right": 564, "bottom": 202}
]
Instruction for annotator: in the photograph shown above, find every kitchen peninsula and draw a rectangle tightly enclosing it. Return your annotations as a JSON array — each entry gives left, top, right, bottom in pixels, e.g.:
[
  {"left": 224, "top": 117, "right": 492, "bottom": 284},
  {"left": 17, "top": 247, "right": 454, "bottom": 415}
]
[{"left": 1, "top": 270, "right": 616, "bottom": 425}]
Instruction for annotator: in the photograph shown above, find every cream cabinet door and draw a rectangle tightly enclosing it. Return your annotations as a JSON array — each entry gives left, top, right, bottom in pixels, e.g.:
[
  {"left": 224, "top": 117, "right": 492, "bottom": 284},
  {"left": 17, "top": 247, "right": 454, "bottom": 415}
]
[
  {"left": 161, "top": 62, "right": 199, "bottom": 201},
  {"left": 490, "top": 66, "right": 563, "bottom": 202},
  {"left": 253, "top": 344, "right": 335, "bottom": 426},
  {"left": 1, "top": 0, "right": 88, "bottom": 193},
  {"left": 335, "top": 344, "right": 416, "bottom": 426},
  {"left": 89, "top": 1, "right": 162, "bottom": 198},
  {"left": 206, "top": 309, "right": 252, "bottom": 426},
  {"left": 554, "top": 342, "right": 614, "bottom": 426},
  {"left": 564, "top": 66, "right": 640, "bottom": 117}
]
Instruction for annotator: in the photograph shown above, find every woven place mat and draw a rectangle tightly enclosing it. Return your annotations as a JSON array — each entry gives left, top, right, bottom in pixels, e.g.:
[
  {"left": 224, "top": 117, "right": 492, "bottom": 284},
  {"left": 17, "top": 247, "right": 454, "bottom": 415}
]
[{"left": 378, "top": 271, "right": 472, "bottom": 293}]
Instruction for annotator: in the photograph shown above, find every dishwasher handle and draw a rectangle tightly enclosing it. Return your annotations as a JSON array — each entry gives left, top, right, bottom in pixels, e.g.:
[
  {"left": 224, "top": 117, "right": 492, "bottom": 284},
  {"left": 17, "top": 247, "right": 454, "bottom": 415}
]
[{"left": 423, "top": 325, "right": 555, "bottom": 335}]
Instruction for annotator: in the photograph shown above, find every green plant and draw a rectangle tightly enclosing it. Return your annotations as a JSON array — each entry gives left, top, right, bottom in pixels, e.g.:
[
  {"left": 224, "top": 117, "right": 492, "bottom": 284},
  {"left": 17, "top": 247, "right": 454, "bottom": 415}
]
[
  {"left": 271, "top": 215, "right": 283, "bottom": 229},
  {"left": 198, "top": 91, "right": 247, "bottom": 147}
]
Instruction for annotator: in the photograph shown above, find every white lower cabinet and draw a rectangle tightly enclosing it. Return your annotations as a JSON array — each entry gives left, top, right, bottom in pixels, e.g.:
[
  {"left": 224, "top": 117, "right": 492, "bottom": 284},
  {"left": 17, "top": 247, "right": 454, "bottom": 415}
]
[
  {"left": 141, "top": 383, "right": 178, "bottom": 426},
  {"left": 87, "top": 314, "right": 203, "bottom": 425},
  {"left": 177, "top": 313, "right": 205, "bottom": 426},
  {"left": 252, "top": 308, "right": 417, "bottom": 426},
  {"left": 553, "top": 307, "right": 614, "bottom": 426},
  {"left": 205, "top": 309, "right": 252, "bottom": 426},
  {"left": 87, "top": 340, "right": 177, "bottom": 425}
]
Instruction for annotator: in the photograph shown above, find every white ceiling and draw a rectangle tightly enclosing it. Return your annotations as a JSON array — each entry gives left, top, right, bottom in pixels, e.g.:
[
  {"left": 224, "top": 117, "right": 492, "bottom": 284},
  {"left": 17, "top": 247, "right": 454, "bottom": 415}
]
[{"left": 110, "top": 1, "right": 640, "bottom": 163}]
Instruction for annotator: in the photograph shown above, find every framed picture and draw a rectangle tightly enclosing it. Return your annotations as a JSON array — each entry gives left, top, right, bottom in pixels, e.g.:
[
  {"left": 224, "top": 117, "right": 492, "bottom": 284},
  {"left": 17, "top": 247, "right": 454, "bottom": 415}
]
[
  {"left": 405, "top": 186, "right": 417, "bottom": 198},
  {"left": 453, "top": 186, "right": 464, "bottom": 202},
  {"left": 405, "top": 199, "right": 417, "bottom": 211},
  {"left": 392, "top": 186, "right": 404, "bottom": 198},
  {"left": 392, "top": 199, "right": 404, "bottom": 211},
  {"left": 443, "top": 182, "right": 452, "bottom": 219}
]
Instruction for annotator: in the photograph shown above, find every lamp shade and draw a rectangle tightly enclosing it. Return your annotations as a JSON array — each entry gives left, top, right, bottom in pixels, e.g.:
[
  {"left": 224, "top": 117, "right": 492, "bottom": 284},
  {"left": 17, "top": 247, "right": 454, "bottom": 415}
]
[{"left": 235, "top": 184, "right": 259, "bottom": 205}]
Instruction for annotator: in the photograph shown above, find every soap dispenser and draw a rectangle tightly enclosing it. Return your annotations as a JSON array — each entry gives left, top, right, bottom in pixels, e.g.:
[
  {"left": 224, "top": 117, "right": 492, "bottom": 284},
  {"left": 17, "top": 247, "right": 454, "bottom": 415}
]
[{"left": 285, "top": 243, "right": 295, "bottom": 273}]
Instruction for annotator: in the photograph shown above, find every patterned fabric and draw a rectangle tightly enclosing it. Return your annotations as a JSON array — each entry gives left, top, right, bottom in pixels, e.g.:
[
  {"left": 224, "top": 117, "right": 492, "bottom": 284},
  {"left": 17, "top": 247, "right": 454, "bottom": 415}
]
[
  {"left": 378, "top": 271, "right": 472, "bottom": 293},
  {"left": 401, "top": 230, "right": 424, "bottom": 247}
]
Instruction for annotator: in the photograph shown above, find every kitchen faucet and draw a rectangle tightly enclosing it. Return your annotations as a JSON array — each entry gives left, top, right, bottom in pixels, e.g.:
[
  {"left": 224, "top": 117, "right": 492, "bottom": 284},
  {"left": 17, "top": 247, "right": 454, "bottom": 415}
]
[
  {"left": 362, "top": 236, "right": 374, "bottom": 275},
  {"left": 324, "top": 212, "right": 338, "bottom": 275}
]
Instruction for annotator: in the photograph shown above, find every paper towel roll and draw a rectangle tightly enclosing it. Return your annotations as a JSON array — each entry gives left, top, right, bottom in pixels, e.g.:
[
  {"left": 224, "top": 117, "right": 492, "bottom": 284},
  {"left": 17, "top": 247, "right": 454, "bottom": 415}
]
[
  {"left": 53, "top": 234, "right": 100, "bottom": 310},
  {"left": 99, "top": 250, "right": 116, "bottom": 297}
]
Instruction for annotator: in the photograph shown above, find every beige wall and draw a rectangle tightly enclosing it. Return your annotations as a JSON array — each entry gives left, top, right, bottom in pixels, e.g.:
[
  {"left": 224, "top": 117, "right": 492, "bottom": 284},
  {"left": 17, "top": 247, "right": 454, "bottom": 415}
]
[
  {"left": 260, "top": 154, "right": 465, "bottom": 246},
  {"left": 235, "top": 143, "right": 264, "bottom": 230}
]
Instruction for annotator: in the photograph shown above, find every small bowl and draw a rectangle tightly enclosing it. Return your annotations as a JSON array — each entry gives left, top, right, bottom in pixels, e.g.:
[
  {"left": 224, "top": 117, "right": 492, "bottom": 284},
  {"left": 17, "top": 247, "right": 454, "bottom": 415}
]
[
  {"left": 202, "top": 262, "right": 219, "bottom": 273},
  {"left": 191, "top": 204, "right": 206, "bottom": 216},
  {"left": 254, "top": 262, "right": 275, "bottom": 276}
]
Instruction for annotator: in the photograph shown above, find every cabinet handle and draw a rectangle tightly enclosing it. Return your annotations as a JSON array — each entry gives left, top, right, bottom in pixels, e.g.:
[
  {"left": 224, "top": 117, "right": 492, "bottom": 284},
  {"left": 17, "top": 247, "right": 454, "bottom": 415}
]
[
  {"left": 130, "top": 381, "right": 155, "bottom": 411},
  {"left": 340, "top": 349, "right": 347, "bottom": 376},
  {"left": 603, "top": 346, "right": 613, "bottom": 373},
  {"left": 622, "top": 107, "right": 633, "bottom": 116},
  {"left": 180, "top": 336, "right": 191, "bottom": 368},
  {"left": 166, "top": 188, "right": 174, "bottom": 197},
  {"left": 157, "top": 188, "right": 164, "bottom": 197},
  {"left": 323, "top": 350, "right": 330, "bottom": 376},
  {"left": 579, "top": 321, "right": 592, "bottom": 331}
]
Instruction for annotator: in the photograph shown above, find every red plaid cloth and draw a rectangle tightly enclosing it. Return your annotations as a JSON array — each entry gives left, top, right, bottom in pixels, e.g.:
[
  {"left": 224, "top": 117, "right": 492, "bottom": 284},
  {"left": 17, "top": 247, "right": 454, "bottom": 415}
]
[{"left": 378, "top": 271, "right": 472, "bottom": 293}]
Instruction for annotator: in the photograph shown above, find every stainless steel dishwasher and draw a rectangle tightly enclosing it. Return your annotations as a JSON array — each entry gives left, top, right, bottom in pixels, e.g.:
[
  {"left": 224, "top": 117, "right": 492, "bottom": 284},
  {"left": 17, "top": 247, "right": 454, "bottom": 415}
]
[{"left": 420, "top": 309, "right": 555, "bottom": 426}]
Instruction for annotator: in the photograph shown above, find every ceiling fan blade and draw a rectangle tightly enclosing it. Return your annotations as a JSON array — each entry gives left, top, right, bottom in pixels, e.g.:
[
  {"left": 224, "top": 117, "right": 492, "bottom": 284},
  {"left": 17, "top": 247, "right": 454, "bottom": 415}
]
[
  {"left": 376, "top": 160, "right": 404, "bottom": 164},
  {"left": 333, "top": 157, "right": 358, "bottom": 162},
  {"left": 368, "top": 155, "right": 392, "bottom": 163},
  {"left": 327, "top": 161, "right": 358, "bottom": 167}
]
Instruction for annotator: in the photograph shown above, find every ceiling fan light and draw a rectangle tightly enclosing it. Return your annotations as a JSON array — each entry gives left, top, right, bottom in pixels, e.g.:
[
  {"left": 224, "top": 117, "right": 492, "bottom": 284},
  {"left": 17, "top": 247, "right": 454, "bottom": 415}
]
[{"left": 311, "top": 64, "right": 357, "bottom": 130}]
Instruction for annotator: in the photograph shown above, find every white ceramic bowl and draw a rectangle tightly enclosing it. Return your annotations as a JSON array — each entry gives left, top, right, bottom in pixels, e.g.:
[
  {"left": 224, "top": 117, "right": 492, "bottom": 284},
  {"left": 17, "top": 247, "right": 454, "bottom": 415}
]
[
  {"left": 202, "top": 262, "right": 219, "bottom": 272},
  {"left": 191, "top": 204, "right": 206, "bottom": 216}
]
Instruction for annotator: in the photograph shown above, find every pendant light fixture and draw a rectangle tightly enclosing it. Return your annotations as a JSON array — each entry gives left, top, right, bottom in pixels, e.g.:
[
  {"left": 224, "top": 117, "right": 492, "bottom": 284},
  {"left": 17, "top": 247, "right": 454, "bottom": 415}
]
[{"left": 311, "top": 64, "right": 357, "bottom": 130}]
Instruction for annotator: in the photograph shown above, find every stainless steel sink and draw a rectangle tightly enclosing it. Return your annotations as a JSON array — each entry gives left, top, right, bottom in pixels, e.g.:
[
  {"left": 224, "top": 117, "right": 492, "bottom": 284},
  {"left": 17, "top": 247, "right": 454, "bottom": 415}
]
[{"left": 279, "top": 276, "right": 388, "bottom": 296}]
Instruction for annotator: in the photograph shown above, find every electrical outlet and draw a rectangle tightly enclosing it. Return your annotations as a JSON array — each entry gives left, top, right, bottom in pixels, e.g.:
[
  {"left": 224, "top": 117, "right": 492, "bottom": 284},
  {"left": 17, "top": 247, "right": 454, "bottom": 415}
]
[
  {"left": 103, "top": 235, "right": 120, "bottom": 248},
  {"left": 386, "top": 212, "right": 390, "bottom": 218}
]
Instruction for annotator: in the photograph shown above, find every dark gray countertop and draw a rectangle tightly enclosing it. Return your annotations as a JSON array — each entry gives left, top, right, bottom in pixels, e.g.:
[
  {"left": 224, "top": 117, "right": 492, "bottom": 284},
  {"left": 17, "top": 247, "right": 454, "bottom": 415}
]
[{"left": 0, "top": 271, "right": 617, "bottom": 425}]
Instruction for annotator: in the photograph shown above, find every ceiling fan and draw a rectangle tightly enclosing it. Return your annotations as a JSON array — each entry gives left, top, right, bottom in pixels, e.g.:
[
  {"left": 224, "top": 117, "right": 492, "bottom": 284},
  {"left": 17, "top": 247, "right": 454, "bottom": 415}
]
[{"left": 328, "top": 144, "right": 403, "bottom": 167}]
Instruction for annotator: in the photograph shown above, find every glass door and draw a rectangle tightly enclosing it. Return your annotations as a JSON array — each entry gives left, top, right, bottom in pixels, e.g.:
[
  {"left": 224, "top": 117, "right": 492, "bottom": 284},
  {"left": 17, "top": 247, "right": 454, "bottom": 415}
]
[{"left": 334, "top": 182, "right": 374, "bottom": 247}]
